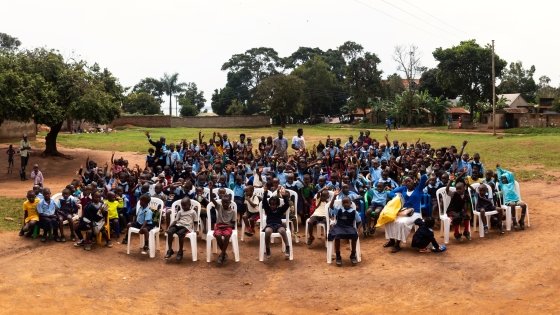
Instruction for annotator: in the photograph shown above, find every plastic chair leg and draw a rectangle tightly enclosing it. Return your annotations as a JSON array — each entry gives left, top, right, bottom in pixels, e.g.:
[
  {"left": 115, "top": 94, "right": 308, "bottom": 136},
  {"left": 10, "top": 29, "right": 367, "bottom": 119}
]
[
  {"left": 326, "top": 241, "right": 332, "bottom": 264},
  {"left": 241, "top": 221, "right": 245, "bottom": 242},
  {"left": 286, "top": 233, "right": 293, "bottom": 260},
  {"left": 190, "top": 237, "right": 198, "bottom": 261},
  {"left": 259, "top": 232, "right": 265, "bottom": 261},
  {"left": 232, "top": 234, "right": 240, "bottom": 262},
  {"left": 443, "top": 220, "right": 450, "bottom": 244},
  {"left": 206, "top": 235, "right": 213, "bottom": 262},
  {"left": 356, "top": 238, "right": 362, "bottom": 262},
  {"left": 478, "top": 215, "right": 484, "bottom": 238},
  {"left": 33, "top": 225, "right": 39, "bottom": 239},
  {"left": 127, "top": 230, "right": 132, "bottom": 254},
  {"left": 504, "top": 206, "right": 512, "bottom": 231}
]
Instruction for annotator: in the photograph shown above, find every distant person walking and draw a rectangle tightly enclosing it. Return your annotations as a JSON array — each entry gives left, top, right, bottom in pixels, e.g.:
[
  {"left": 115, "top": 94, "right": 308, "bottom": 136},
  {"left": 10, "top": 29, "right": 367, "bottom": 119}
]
[
  {"left": 458, "top": 116, "right": 463, "bottom": 129},
  {"left": 447, "top": 116, "right": 451, "bottom": 129},
  {"left": 19, "top": 134, "right": 31, "bottom": 181},
  {"left": 385, "top": 118, "right": 391, "bottom": 131}
]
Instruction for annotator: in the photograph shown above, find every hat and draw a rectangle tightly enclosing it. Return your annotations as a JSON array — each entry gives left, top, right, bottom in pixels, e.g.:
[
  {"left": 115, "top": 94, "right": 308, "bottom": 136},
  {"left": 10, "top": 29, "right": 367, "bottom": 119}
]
[{"left": 23, "top": 133, "right": 28, "bottom": 137}]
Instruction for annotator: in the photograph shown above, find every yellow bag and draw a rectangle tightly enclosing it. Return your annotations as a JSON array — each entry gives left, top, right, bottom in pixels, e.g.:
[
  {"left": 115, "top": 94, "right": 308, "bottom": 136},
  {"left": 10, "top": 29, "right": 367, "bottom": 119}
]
[{"left": 376, "top": 195, "right": 402, "bottom": 227}]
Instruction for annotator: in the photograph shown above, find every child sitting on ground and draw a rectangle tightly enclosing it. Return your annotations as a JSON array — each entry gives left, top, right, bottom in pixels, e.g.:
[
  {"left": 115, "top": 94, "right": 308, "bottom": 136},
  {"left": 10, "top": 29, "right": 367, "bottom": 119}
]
[
  {"left": 119, "top": 194, "right": 153, "bottom": 254},
  {"left": 262, "top": 185, "right": 291, "bottom": 259},
  {"left": 328, "top": 192, "right": 361, "bottom": 266},
  {"left": 412, "top": 217, "right": 445, "bottom": 252},
  {"left": 476, "top": 184, "right": 504, "bottom": 234},
  {"left": 74, "top": 191, "right": 112, "bottom": 250},
  {"left": 37, "top": 188, "right": 59, "bottom": 242},
  {"left": 56, "top": 188, "right": 78, "bottom": 242},
  {"left": 242, "top": 185, "right": 261, "bottom": 237},
  {"left": 208, "top": 181, "right": 236, "bottom": 265},
  {"left": 19, "top": 190, "right": 39, "bottom": 237},
  {"left": 165, "top": 197, "right": 198, "bottom": 261},
  {"left": 497, "top": 164, "right": 527, "bottom": 230}
]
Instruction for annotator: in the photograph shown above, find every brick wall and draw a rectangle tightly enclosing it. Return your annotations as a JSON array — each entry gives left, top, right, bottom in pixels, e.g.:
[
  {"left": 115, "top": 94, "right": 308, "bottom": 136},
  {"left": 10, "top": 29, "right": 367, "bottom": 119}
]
[
  {"left": 0, "top": 120, "right": 37, "bottom": 143},
  {"left": 517, "top": 114, "right": 560, "bottom": 128},
  {"left": 109, "top": 115, "right": 270, "bottom": 129}
]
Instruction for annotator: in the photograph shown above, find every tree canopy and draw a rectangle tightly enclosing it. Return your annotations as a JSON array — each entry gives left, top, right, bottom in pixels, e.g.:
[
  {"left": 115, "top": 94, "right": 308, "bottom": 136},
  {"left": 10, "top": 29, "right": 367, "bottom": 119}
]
[
  {"left": 254, "top": 74, "right": 305, "bottom": 127},
  {"left": 122, "top": 92, "right": 162, "bottom": 115},
  {"left": 498, "top": 61, "right": 537, "bottom": 103},
  {"left": 0, "top": 32, "right": 21, "bottom": 51}
]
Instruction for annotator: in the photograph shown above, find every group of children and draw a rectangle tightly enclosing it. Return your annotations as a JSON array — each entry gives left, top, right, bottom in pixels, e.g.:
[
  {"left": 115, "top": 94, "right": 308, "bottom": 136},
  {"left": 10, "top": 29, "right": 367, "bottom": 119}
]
[{"left": 18, "top": 129, "right": 528, "bottom": 265}]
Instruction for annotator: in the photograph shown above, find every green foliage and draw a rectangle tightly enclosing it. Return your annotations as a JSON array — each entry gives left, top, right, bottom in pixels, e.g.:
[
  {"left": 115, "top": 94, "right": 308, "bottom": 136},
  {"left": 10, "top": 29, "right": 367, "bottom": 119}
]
[
  {"left": 291, "top": 56, "right": 336, "bottom": 118},
  {"left": 132, "top": 77, "right": 164, "bottom": 103},
  {"left": 0, "top": 32, "right": 21, "bottom": 51},
  {"left": 418, "top": 68, "right": 457, "bottom": 99},
  {"left": 433, "top": 40, "right": 507, "bottom": 119},
  {"left": 180, "top": 82, "right": 206, "bottom": 111},
  {"left": 385, "top": 73, "right": 405, "bottom": 101},
  {"left": 0, "top": 197, "right": 26, "bottom": 231},
  {"left": 226, "top": 100, "right": 245, "bottom": 115},
  {"left": 504, "top": 127, "right": 560, "bottom": 135},
  {"left": 179, "top": 101, "right": 199, "bottom": 117},
  {"left": 498, "top": 61, "right": 537, "bottom": 103},
  {"left": 122, "top": 92, "right": 162, "bottom": 115},
  {"left": 254, "top": 74, "right": 305, "bottom": 127},
  {"left": 344, "top": 51, "right": 384, "bottom": 119},
  {"left": 160, "top": 72, "right": 187, "bottom": 116}
]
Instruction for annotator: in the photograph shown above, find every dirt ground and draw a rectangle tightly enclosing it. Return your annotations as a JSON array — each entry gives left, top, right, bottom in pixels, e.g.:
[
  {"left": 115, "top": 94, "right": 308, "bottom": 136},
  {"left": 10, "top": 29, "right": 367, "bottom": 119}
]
[{"left": 0, "top": 146, "right": 559, "bottom": 314}]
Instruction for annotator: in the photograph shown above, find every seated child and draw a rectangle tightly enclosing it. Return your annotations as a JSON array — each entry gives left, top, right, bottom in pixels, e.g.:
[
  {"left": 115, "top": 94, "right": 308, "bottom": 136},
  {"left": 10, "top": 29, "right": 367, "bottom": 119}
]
[
  {"left": 445, "top": 174, "right": 472, "bottom": 241},
  {"left": 412, "top": 217, "right": 445, "bottom": 252},
  {"left": 366, "top": 181, "right": 392, "bottom": 236},
  {"left": 37, "top": 188, "right": 59, "bottom": 242},
  {"left": 328, "top": 193, "right": 361, "bottom": 266},
  {"left": 165, "top": 197, "right": 198, "bottom": 261},
  {"left": 20, "top": 190, "right": 39, "bottom": 237},
  {"left": 242, "top": 185, "right": 261, "bottom": 236},
  {"left": 262, "top": 185, "right": 291, "bottom": 259},
  {"left": 306, "top": 188, "right": 330, "bottom": 246},
  {"left": 476, "top": 184, "right": 504, "bottom": 234},
  {"left": 74, "top": 191, "right": 111, "bottom": 250},
  {"left": 195, "top": 186, "right": 211, "bottom": 234},
  {"left": 119, "top": 194, "right": 153, "bottom": 254},
  {"left": 208, "top": 181, "right": 236, "bottom": 265},
  {"left": 104, "top": 191, "right": 123, "bottom": 238},
  {"left": 56, "top": 188, "right": 78, "bottom": 242},
  {"left": 497, "top": 164, "right": 527, "bottom": 229}
]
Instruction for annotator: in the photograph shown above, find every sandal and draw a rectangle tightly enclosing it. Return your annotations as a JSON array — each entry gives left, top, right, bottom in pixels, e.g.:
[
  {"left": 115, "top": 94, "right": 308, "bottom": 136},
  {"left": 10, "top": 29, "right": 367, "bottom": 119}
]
[
  {"left": 391, "top": 245, "right": 401, "bottom": 253},
  {"left": 418, "top": 247, "right": 431, "bottom": 253},
  {"left": 383, "top": 240, "right": 395, "bottom": 248}
]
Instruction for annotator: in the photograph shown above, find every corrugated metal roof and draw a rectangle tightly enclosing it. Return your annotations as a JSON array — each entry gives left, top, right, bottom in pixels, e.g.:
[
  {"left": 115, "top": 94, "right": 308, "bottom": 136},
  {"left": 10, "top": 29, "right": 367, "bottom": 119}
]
[{"left": 503, "top": 108, "right": 528, "bottom": 114}]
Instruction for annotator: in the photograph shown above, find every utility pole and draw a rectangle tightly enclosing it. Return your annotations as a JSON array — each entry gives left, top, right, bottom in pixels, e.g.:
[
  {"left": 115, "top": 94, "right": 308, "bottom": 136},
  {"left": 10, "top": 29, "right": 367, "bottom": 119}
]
[{"left": 492, "top": 40, "right": 496, "bottom": 136}]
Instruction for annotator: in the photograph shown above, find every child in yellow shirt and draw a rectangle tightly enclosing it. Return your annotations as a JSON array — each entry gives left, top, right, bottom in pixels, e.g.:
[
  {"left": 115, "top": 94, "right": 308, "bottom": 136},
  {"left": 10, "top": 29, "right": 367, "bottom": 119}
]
[
  {"left": 20, "top": 190, "right": 39, "bottom": 237},
  {"left": 104, "top": 192, "right": 123, "bottom": 237}
]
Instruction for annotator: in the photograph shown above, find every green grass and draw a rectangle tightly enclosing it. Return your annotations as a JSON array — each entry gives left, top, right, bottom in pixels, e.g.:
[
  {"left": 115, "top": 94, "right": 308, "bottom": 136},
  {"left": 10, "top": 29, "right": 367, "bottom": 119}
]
[
  {"left": 45, "top": 125, "right": 560, "bottom": 180},
  {"left": 0, "top": 197, "right": 25, "bottom": 231},
  {"left": 504, "top": 127, "right": 560, "bottom": 135}
]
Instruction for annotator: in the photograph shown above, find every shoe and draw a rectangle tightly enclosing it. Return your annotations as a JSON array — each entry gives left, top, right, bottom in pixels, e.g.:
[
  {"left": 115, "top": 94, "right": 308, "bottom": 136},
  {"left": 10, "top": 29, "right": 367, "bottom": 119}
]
[
  {"left": 350, "top": 254, "right": 358, "bottom": 265},
  {"left": 165, "top": 250, "right": 174, "bottom": 260},
  {"left": 55, "top": 236, "right": 61, "bottom": 242},
  {"left": 120, "top": 239, "right": 128, "bottom": 245},
  {"left": 60, "top": 236, "right": 66, "bottom": 242},
  {"left": 141, "top": 245, "right": 149, "bottom": 255},
  {"left": 266, "top": 248, "right": 271, "bottom": 259},
  {"left": 463, "top": 231, "right": 471, "bottom": 240},
  {"left": 285, "top": 246, "right": 290, "bottom": 258},
  {"left": 106, "top": 240, "right": 113, "bottom": 248},
  {"left": 306, "top": 236, "right": 315, "bottom": 245},
  {"left": 71, "top": 235, "right": 76, "bottom": 242},
  {"left": 217, "top": 254, "right": 224, "bottom": 265},
  {"left": 512, "top": 219, "right": 518, "bottom": 230},
  {"left": 74, "top": 240, "right": 85, "bottom": 246},
  {"left": 176, "top": 252, "right": 183, "bottom": 261},
  {"left": 369, "top": 227, "right": 376, "bottom": 235},
  {"left": 40, "top": 235, "right": 47, "bottom": 242},
  {"left": 19, "top": 230, "right": 24, "bottom": 236},
  {"left": 518, "top": 219, "right": 525, "bottom": 230},
  {"left": 223, "top": 254, "right": 228, "bottom": 262},
  {"left": 84, "top": 243, "right": 91, "bottom": 251},
  {"left": 454, "top": 233, "right": 463, "bottom": 242},
  {"left": 336, "top": 255, "right": 342, "bottom": 266},
  {"left": 25, "top": 230, "right": 33, "bottom": 238},
  {"left": 499, "top": 224, "right": 505, "bottom": 234},
  {"left": 484, "top": 226, "right": 489, "bottom": 234}
]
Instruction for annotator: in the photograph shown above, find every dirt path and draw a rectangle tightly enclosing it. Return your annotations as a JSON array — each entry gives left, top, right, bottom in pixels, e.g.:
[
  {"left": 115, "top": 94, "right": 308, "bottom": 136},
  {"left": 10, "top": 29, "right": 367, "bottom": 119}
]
[{"left": 0, "top": 179, "right": 558, "bottom": 314}]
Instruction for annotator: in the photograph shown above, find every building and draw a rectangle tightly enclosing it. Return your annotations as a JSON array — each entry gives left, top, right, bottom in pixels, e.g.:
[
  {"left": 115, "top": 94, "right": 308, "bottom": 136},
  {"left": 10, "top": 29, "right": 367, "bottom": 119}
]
[{"left": 446, "top": 107, "right": 470, "bottom": 128}]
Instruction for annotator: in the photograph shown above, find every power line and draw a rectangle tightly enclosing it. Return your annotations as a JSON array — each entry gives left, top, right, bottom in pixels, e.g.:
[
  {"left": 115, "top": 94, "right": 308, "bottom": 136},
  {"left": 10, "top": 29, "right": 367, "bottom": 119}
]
[
  {"left": 378, "top": 0, "right": 464, "bottom": 39},
  {"left": 351, "top": 0, "right": 454, "bottom": 42},
  {"left": 401, "top": 0, "right": 476, "bottom": 38}
]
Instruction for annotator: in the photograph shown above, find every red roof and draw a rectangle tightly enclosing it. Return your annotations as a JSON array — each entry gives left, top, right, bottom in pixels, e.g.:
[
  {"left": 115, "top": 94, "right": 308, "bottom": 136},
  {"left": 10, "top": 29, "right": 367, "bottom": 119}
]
[
  {"left": 446, "top": 108, "right": 470, "bottom": 114},
  {"left": 351, "top": 108, "right": 372, "bottom": 115}
]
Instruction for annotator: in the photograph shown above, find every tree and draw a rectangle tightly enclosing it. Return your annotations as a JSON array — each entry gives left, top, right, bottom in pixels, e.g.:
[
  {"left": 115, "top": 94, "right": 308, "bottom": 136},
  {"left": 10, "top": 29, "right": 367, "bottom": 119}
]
[
  {"left": 221, "top": 47, "right": 282, "bottom": 90},
  {"left": 132, "top": 77, "right": 164, "bottom": 103},
  {"left": 498, "top": 61, "right": 538, "bottom": 103},
  {"left": 393, "top": 44, "right": 424, "bottom": 125},
  {"left": 181, "top": 82, "right": 206, "bottom": 111},
  {"left": 291, "top": 56, "right": 336, "bottom": 118},
  {"left": 122, "top": 92, "right": 162, "bottom": 115},
  {"left": 225, "top": 100, "right": 245, "bottom": 115},
  {"left": 344, "top": 51, "right": 384, "bottom": 120},
  {"left": 160, "top": 72, "right": 187, "bottom": 116},
  {"left": 254, "top": 74, "right": 305, "bottom": 127},
  {"left": 2, "top": 48, "right": 123, "bottom": 156},
  {"left": 418, "top": 68, "right": 457, "bottom": 99},
  {"left": 179, "top": 98, "right": 199, "bottom": 117},
  {"left": 433, "top": 40, "right": 507, "bottom": 121},
  {"left": 385, "top": 73, "right": 405, "bottom": 101},
  {"left": 0, "top": 32, "right": 21, "bottom": 51}
]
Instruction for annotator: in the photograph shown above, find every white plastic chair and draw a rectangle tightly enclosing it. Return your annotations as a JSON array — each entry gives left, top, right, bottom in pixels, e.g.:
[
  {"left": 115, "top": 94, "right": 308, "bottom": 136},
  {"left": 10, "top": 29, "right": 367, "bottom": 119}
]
[
  {"left": 127, "top": 198, "right": 164, "bottom": 258},
  {"left": 206, "top": 201, "right": 240, "bottom": 262},
  {"left": 497, "top": 181, "right": 530, "bottom": 231},
  {"left": 165, "top": 200, "right": 200, "bottom": 261},
  {"left": 259, "top": 197, "right": 294, "bottom": 261},
  {"left": 286, "top": 189, "right": 299, "bottom": 233},
  {"left": 326, "top": 200, "right": 361, "bottom": 264},
  {"left": 203, "top": 187, "right": 211, "bottom": 199},
  {"left": 468, "top": 183, "right": 498, "bottom": 238},
  {"left": 241, "top": 187, "right": 265, "bottom": 242},
  {"left": 436, "top": 187, "right": 453, "bottom": 244}
]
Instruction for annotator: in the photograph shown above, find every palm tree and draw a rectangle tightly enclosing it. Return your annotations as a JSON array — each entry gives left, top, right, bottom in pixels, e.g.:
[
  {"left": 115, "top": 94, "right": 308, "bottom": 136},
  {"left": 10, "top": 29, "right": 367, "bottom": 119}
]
[{"left": 160, "top": 72, "right": 187, "bottom": 116}]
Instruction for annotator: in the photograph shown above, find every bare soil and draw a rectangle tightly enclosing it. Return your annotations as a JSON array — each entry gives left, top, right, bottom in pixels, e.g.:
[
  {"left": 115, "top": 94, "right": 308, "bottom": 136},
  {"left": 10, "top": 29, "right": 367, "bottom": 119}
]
[{"left": 0, "top": 147, "right": 559, "bottom": 314}]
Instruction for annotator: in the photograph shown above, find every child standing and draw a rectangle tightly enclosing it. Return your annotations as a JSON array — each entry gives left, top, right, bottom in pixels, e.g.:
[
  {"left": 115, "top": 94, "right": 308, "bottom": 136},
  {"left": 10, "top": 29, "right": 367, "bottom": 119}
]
[
  {"left": 6, "top": 144, "right": 15, "bottom": 173},
  {"left": 328, "top": 193, "right": 361, "bottom": 266},
  {"left": 30, "top": 164, "right": 44, "bottom": 188},
  {"left": 19, "top": 190, "right": 39, "bottom": 237},
  {"left": 165, "top": 197, "right": 198, "bottom": 261}
]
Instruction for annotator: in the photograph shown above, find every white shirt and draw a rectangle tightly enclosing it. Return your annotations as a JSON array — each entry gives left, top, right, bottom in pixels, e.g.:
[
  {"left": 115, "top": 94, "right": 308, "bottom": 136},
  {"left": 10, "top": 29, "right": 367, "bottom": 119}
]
[{"left": 291, "top": 136, "right": 306, "bottom": 150}]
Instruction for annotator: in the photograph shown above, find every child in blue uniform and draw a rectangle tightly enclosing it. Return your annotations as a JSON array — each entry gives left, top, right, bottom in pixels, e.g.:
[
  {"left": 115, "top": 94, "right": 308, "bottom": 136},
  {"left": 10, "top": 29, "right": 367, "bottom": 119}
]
[{"left": 328, "top": 191, "right": 361, "bottom": 266}]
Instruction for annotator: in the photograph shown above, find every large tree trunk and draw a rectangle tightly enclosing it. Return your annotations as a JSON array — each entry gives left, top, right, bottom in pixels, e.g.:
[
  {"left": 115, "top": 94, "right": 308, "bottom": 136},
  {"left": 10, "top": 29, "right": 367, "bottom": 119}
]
[
  {"left": 280, "top": 115, "right": 286, "bottom": 128},
  {"left": 42, "top": 121, "right": 67, "bottom": 157}
]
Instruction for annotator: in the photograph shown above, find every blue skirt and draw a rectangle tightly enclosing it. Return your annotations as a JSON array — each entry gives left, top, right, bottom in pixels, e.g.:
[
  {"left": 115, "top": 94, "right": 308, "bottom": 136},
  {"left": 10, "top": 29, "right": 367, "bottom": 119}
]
[{"left": 327, "top": 225, "right": 358, "bottom": 241}]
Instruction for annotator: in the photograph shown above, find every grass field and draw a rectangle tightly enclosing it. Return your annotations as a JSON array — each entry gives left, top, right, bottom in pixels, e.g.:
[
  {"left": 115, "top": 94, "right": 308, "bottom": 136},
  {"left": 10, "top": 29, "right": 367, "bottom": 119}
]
[{"left": 0, "top": 197, "right": 26, "bottom": 231}]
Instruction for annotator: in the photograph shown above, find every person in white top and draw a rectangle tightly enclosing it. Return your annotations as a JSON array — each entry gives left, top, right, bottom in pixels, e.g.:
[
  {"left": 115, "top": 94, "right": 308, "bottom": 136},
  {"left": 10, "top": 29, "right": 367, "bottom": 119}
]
[{"left": 291, "top": 128, "right": 305, "bottom": 151}]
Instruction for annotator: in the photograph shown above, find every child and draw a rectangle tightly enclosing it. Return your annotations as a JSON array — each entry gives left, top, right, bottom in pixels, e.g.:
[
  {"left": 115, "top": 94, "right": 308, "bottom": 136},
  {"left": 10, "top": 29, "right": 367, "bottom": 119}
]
[
  {"left": 74, "top": 191, "right": 112, "bottom": 250},
  {"left": 262, "top": 185, "right": 291, "bottom": 259},
  {"left": 328, "top": 193, "right": 361, "bottom": 266},
  {"left": 476, "top": 184, "right": 504, "bottom": 234},
  {"left": 366, "top": 181, "right": 392, "bottom": 236},
  {"left": 306, "top": 188, "right": 330, "bottom": 246},
  {"left": 6, "top": 144, "right": 15, "bottom": 173},
  {"left": 412, "top": 217, "right": 445, "bottom": 252},
  {"left": 195, "top": 186, "right": 211, "bottom": 234},
  {"left": 19, "top": 190, "right": 39, "bottom": 237},
  {"left": 208, "top": 181, "right": 236, "bottom": 265},
  {"left": 120, "top": 194, "right": 153, "bottom": 254},
  {"left": 242, "top": 185, "right": 261, "bottom": 237},
  {"left": 496, "top": 164, "right": 527, "bottom": 230},
  {"left": 165, "top": 197, "right": 198, "bottom": 261},
  {"left": 104, "top": 191, "right": 122, "bottom": 238},
  {"left": 146, "top": 148, "right": 156, "bottom": 171},
  {"left": 56, "top": 188, "right": 78, "bottom": 242},
  {"left": 37, "top": 188, "right": 59, "bottom": 242},
  {"left": 30, "top": 164, "right": 44, "bottom": 188},
  {"left": 445, "top": 174, "right": 472, "bottom": 241}
]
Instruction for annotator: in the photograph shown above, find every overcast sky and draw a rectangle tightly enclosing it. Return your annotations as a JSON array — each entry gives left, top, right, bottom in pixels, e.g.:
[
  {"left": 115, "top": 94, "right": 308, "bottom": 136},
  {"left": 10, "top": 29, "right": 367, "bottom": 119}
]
[{"left": 3, "top": 0, "right": 558, "bottom": 113}]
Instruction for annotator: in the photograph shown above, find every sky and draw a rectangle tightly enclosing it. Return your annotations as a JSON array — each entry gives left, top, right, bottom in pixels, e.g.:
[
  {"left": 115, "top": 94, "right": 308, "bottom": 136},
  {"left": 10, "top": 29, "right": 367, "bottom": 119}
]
[{"left": 3, "top": 0, "right": 559, "bottom": 114}]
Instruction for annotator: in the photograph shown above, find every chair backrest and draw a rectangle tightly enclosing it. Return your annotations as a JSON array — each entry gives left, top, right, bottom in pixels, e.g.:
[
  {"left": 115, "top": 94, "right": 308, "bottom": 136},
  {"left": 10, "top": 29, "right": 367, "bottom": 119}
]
[
  {"left": 150, "top": 198, "right": 165, "bottom": 229},
  {"left": 207, "top": 201, "right": 237, "bottom": 233},
  {"left": 169, "top": 199, "right": 201, "bottom": 225},
  {"left": 287, "top": 189, "right": 298, "bottom": 208},
  {"left": 149, "top": 184, "right": 156, "bottom": 196},
  {"left": 203, "top": 187, "right": 210, "bottom": 199},
  {"left": 327, "top": 191, "right": 334, "bottom": 203},
  {"left": 213, "top": 188, "right": 234, "bottom": 201},
  {"left": 253, "top": 188, "right": 264, "bottom": 198},
  {"left": 514, "top": 180, "right": 521, "bottom": 196},
  {"left": 52, "top": 193, "right": 62, "bottom": 203},
  {"left": 259, "top": 197, "right": 289, "bottom": 230},
  {"left": 436, "top": 187, "right": 453, "bottom": 217}
]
